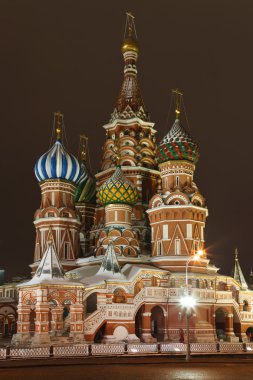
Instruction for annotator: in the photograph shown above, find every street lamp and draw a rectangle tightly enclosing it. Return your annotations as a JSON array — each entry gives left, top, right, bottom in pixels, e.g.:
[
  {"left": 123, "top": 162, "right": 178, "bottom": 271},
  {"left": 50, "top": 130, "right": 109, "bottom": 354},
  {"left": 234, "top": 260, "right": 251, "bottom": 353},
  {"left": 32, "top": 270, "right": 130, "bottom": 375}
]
[{"left": 180, "top": 249, "right": 203, "bottom": 361}]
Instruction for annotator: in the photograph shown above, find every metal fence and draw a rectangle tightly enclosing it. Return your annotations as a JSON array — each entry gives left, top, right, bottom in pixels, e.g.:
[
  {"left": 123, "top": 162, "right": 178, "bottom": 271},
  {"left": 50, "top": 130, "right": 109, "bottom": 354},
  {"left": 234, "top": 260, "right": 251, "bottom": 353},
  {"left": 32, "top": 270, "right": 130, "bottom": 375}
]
[{"left": 1, "top": 342, "right": 253, "bottom": 360}]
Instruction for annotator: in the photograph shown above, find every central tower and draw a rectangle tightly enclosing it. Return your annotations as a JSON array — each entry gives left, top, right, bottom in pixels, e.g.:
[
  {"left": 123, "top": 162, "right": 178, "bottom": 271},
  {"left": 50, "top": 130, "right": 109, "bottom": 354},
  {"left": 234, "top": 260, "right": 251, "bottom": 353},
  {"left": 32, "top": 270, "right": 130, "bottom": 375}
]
[{"left": 93, "top": 14, "right": 161, "bottom": 255}]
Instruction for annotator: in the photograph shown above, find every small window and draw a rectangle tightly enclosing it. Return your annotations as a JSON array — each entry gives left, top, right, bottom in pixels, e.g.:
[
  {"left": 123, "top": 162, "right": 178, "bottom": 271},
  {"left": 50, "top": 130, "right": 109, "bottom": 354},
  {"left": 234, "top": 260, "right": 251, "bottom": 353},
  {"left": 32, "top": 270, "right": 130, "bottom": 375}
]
[
  {"left": 63, "top": 212, "right": 69, "bottom": 218},
  {"left": 48, "top": 212, "right": 54, "bottom": 217},
  {"left": 194, "top": 240, "right": 199, "bottom": 253},
  {"left": 157, "top": 241, "right": 163, "bottom": 256},
  {"left": 187, "top": 224, "right": 192, "bottom": 239},
  {"left": 35, "top": 243, "right": 40, "bottom": 261},
  {"left": 176, "top": 176, "right": 179, "bottom": 187},
  {"left": 175, "top": 239, "right": 181, "bottom": 255},
  {"left": 64, "top": 242, "right": 70, "bottom": 260},
  {"left": 174, "top": 200, "right": 180, "bottom": 205}
]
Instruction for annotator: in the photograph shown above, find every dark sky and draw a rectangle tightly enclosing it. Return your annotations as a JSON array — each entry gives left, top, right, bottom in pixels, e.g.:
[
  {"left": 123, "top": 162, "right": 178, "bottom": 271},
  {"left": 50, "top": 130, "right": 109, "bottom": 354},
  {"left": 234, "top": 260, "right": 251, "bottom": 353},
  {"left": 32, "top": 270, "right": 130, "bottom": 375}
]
[{"left": 0, "top": 0, "right": 253, "bottom": 280}]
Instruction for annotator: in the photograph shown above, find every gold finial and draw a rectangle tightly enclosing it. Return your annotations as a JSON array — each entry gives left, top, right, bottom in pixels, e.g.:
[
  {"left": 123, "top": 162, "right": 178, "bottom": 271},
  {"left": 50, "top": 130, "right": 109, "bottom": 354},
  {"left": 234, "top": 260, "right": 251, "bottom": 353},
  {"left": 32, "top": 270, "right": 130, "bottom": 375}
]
[
  {"left": 235, "top": 248, "right": 239, "bottom": 260},
  {"left": 54, "top": 111, "right": 64, "bottom": 140},
  {"left": 80, "top": 134, "right": 88, "bottom": 161},
  {"left": 121, "top": 12, "right": 139, "bottom": 54},
  {"left": 172, "top": 89, "right": 183, "bottom": 119}
]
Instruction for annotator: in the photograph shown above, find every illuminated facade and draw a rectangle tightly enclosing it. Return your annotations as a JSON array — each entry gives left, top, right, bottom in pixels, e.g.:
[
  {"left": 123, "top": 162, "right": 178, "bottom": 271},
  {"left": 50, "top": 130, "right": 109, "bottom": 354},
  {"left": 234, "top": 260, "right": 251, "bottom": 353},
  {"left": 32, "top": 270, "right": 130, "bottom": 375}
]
[{"left": 2, "top": 14, "right": 253, "bottom": 346}]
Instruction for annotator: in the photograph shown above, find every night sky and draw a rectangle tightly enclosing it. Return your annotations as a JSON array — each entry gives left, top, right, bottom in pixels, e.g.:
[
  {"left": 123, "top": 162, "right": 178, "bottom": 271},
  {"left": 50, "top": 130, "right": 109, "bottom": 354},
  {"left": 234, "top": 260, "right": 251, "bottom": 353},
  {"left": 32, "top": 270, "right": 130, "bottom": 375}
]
[{"left": 0, "top": 0, "right": 253, "bottom": 280}]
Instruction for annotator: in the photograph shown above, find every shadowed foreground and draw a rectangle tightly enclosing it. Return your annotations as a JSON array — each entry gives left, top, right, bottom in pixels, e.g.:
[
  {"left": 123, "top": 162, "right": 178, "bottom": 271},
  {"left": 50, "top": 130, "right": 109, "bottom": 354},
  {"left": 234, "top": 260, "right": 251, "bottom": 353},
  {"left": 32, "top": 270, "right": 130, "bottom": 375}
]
[{"left": 0, "top": 357, "right": 253, "bottom": 380}]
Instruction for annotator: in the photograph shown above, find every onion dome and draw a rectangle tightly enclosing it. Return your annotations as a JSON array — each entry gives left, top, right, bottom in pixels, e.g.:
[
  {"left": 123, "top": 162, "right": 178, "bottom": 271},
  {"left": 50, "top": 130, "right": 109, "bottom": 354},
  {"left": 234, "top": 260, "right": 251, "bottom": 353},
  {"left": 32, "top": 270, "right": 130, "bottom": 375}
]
[
  {"left": 156, "top": 119, "right": 200, "bottom": 164},
  {"left": 34, "top": 112, "right": 82, "bottom": 184},
  {"left": 97, "top": 166, "right": 138, "bottom": 206},
  {"left": 75, "top": 161, "right": 96, "bottom": 203}
]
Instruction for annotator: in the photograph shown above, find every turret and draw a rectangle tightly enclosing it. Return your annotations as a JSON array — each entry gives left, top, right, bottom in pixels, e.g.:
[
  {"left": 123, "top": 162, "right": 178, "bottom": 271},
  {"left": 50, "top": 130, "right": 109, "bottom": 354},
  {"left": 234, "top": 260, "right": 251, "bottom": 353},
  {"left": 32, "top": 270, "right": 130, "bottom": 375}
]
[
  {"left": 32, "top": 112, "right": 82, "bottom": 272},
  {"left": 147, "top": 91, "right": 212, "bottom": 274}
]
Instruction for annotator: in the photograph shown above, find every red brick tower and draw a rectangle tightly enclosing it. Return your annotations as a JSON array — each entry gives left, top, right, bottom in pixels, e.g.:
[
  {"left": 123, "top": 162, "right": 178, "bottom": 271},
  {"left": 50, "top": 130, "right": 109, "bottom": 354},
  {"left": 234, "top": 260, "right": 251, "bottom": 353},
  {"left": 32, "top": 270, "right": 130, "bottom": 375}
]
[{"left": 147, "top": 91, "right": 211, "bottom": 274}]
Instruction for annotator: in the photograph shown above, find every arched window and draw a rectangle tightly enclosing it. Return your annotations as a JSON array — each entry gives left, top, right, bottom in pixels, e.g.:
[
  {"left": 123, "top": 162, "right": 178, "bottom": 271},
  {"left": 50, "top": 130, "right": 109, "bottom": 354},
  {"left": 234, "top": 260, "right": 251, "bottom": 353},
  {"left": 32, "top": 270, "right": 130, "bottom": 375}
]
[
  {"left": 243, "top": 300, "right": 249, "bottom": 311},
  {"left": 113, "top": 288, "right": 126, "bottom": 303}
]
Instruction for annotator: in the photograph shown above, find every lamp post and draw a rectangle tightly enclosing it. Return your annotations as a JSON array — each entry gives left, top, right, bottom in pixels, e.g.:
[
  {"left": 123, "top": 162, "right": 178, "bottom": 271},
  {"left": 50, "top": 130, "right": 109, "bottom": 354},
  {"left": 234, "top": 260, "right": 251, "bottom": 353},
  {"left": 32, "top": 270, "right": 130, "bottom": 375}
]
[{"left": 180, "top": 249, "right": 203, "bottom": 361}]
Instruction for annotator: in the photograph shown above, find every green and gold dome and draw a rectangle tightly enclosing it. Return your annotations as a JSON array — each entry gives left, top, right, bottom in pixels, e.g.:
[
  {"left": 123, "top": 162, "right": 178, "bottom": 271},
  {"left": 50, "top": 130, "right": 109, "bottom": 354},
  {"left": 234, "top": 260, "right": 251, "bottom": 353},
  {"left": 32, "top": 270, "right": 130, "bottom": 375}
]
[{"left": 98, "top": 166, "right": 138, "bottom": 206}]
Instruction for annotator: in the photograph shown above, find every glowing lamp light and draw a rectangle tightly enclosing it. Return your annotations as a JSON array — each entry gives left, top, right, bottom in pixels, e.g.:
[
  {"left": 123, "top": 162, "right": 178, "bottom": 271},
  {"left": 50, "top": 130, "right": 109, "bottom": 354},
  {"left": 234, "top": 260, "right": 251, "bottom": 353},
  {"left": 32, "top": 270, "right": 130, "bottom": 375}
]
[
  {"left": 192, "top": 250, "right": 204, "bottom": 261},
  {"left": 180, "top": 295, "right": 196, "bottom": 309}
]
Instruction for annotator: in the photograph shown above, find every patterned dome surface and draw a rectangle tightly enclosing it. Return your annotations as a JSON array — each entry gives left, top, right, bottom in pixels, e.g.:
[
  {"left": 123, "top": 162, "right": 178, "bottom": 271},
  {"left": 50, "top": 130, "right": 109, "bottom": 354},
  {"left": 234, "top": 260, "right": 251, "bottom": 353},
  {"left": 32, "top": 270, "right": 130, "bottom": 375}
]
[
  {"left": 98, "top": 166, "right": 138, "bottom": 206},
  {"left": 75, "top": 161, "right": 96, "bottom": 203},
  {"left": 35, "top": 140, "right": 82, "bottom": 184},
  {"left": 156, "top": 119, "right": 199, "bottom": 164}
]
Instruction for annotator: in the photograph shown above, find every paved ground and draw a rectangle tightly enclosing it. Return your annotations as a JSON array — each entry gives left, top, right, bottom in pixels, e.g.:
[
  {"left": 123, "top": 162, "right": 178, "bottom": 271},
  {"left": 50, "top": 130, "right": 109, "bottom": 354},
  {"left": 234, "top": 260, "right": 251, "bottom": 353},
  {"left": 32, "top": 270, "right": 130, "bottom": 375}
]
[{"left": 1, "top": 356, "right": 253, "bottom": 380}]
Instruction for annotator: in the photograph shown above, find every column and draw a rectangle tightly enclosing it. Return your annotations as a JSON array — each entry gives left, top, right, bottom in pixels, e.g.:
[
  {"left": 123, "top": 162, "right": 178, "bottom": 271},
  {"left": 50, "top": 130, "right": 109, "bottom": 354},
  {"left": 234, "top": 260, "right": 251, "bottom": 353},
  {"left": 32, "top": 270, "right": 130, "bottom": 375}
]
[
  {"left": 225, "top": 313, "right": 239, "bottom": 342},
  {"left": 51, "top": 306, "right": 64, "bottom": 336},
  {"left": 69, "top": 304, "right": 84, "bottom": 343},
  {"left": 163, "top": 311, "right": 169, "bottom": 341},
  {"left": 140, "top": 305, "right": 156, "bottom": 343},
  {"left": 11, "top": 304, "right": 31, "bottom": 345},
  {"left": 32, "top": 304, "right": 50, "bottom": 345}
]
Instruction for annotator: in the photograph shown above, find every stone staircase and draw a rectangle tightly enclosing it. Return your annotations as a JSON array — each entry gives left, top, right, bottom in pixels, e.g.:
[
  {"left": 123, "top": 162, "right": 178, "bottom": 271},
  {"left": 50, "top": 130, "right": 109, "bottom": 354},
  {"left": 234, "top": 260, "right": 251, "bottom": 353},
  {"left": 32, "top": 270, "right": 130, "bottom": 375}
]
[{"left": 50, "top": 336, "right": 74, "bottom": 346}]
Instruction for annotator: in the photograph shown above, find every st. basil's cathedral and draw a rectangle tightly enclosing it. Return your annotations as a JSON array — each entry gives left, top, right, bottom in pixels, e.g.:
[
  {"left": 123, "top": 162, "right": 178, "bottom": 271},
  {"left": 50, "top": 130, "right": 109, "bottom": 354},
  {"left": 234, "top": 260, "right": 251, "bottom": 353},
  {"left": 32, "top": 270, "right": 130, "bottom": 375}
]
[{"left": 1, "top": 14, "right": 253, "bottom": 346}]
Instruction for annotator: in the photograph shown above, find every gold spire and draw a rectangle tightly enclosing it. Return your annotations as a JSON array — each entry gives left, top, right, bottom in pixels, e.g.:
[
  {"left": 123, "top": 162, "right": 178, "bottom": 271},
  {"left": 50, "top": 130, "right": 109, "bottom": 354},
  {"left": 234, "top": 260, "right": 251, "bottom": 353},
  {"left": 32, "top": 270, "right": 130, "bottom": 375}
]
[
  {"left": 54, "top": 111, "right": 64, "bottom": 140},
  {"left": 121, "top": 12, "right": 139, "bottom": 54},
  {"left": 235, "top": 247, "right": 239, "bottom": 260},
  {"left": 172, "top": 89, "right": 183, "bottom": 119},
  {"left": 80, "top": 135, "right": 88, "bottom": 161}
]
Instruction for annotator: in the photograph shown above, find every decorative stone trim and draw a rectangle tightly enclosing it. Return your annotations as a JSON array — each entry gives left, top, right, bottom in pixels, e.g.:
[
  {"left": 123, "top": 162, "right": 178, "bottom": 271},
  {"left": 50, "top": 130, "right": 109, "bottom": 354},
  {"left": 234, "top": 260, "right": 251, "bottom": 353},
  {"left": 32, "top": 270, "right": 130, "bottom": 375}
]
[
  {"left": 190, "top": 343, "right": 217, "bottom": 352},
  {"left": 10, "top": 347, "right": 50, "bottom": 359},
  {"left": 160, "top": 343, "right": 186, "bottom": 353},
  {"left": 53, "top": 345, "right": 89, "bottom": 357},
  {"left": 0, "top": 348, "right": 6, "bottom": 359},
  {"left": 91, "top": 344, "right": 125, "bottom": 355},
  {"left": 128, "top": 343, "right": 158, "bottom": 354},
  {"left": 219, "top": 343, "right": 244, "bottom": 352}
]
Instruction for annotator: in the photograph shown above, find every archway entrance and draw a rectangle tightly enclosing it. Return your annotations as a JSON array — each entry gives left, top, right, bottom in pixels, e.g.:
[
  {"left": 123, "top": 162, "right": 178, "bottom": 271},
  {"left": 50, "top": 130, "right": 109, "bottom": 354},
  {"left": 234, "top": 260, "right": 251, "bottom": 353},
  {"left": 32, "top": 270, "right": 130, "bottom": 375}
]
[
  {"left": 135, "top": 306, "right": 143, "bottom": 340},
  {"left": 94, "top": 323, "right": 106, "bottom": 343},
  {"left": 62, "top": 302, "right": 71, "bottom": 336},
  {"left": 246, "top": 327, "right": 253, "bottom": 341},
  {"left": 30, "top": 309, "right": 36, "bottom": 336},
  {"left": 0, "top": 306, "right": 17, "bottom": 338},
  {"left": 215, "top": 308, "right": 226, "bottom": 340},
  {"left": 151, "top": 306, "right": 165, "bottom": 341}
]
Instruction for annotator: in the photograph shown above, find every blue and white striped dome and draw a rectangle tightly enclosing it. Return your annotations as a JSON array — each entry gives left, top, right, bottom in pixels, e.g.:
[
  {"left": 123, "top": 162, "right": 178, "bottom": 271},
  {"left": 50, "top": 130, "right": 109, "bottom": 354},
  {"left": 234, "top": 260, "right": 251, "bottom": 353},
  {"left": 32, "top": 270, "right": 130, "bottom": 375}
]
[{"left": 35, "top": 140, "right": 82, "bottom": 184}]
